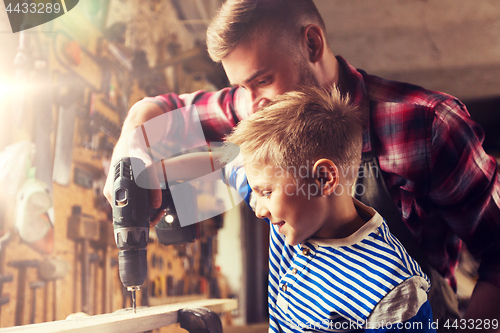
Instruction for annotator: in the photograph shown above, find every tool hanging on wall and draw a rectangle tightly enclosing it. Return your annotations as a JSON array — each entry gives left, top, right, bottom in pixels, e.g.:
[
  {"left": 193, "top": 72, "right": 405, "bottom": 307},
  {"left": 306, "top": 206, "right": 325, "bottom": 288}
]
[
  {"left": 37, "top": 258, "right": 70, "bottom": 322},
  {"left": 67, "top": 206, "right": 100, "bottom": 314},
  {"left": 93, "top": 220, "right": 115, "bottom": 314},
  {"left": 8, "top": 260, "right": 40, "bottom": 326},
  {"left": 0, "top": 273, "right": 13, "bottom": 323},
  {"left": 29, "top": 281, "right": 45, "bottom": 324},
  {"left": 52, "top": 75, "right": 85, "bottom": 186}
]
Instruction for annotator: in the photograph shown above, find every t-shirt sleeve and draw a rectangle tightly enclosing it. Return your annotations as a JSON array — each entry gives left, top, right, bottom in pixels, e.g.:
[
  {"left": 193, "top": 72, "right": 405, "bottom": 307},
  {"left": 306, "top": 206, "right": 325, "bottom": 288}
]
[{"left": 365, "top": 276, "right": 434, "bottom": 332}]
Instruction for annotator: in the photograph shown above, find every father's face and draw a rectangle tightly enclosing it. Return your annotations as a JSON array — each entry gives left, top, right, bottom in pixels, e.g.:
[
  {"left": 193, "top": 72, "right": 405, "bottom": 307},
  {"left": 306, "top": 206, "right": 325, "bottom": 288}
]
[{"left": 222, "top": 35, "right": 319, "bottom": 113}]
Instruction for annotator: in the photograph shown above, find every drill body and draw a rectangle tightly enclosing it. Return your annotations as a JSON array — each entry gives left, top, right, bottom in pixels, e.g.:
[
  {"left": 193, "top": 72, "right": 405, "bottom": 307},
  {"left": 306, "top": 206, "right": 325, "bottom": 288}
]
[
  {"left": 112, "top": 157, "right": 199, "bottom": 310},
  {"left": 112, "top": 158, "right": 150, "bottom": 298}
]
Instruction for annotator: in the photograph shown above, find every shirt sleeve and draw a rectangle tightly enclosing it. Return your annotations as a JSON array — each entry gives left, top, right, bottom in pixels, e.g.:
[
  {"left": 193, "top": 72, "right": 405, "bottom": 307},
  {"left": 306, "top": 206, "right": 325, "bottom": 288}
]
[
  {"left": 429, "top": 98, "right": 500, "bottom": 288},
  {"left": 144, "top": 87, "right": 251, "bottom": 142},
  {"left": 365, "top": 276, "right": 434, "bottom": 332}
]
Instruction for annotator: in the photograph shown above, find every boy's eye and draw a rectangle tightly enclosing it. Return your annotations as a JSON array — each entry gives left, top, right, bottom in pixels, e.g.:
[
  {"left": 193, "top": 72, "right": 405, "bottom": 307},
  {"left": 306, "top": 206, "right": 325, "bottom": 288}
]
[{"left": 262, "top": 191, "right": 272, "bottom": 198}]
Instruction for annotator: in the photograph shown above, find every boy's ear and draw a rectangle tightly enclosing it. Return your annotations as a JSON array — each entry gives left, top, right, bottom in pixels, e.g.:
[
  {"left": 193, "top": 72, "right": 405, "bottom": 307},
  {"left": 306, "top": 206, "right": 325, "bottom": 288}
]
[
  {"left": 302, "top": 24, "right": 324, "bottom": 63},
  {"left": 312, "top": 159, "right": 338, "bottom": 196}
]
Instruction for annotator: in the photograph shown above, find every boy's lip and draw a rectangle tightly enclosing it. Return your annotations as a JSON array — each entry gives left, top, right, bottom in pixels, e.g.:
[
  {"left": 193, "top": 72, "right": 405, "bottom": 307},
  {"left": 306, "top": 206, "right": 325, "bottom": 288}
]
[{"left": 273, "top": 221, "right": 286, "bottom": 232}]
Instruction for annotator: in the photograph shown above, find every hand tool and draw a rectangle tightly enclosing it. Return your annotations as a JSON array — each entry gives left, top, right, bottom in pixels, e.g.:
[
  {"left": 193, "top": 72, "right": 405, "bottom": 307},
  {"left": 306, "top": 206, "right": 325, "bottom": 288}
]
[
  {"left": 96, "top": 220, "right": 114, "bottom": 314},
  {"left": 89, "top": 252, "right": 101, "bottom": 315},
  {"left": 29, "top": 281, "right": 45, "bottom": 324},
  {"left": 0, "top": 274, "right": 13, "bottom": 322},
  {"left": 67, "top": 207, "right": 100, "bottom": 314},
  {"left": 8, "top": 260, "right": 40, "bottom": 326},
  {"left": 37, "top": 257, "right": 70, "bottom": 322},
  {"left": 112, "top": 157, "right": 198, "bottom": 313}
]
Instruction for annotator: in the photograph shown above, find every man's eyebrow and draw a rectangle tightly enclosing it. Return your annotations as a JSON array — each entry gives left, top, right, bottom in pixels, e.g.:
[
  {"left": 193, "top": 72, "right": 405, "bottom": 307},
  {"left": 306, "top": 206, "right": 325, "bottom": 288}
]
[
  {"left": 229, "top": 69, "right": 269, "bottom": 87},
  {"left": 245, "top": 69, "right": 269, "bottom": 85}
]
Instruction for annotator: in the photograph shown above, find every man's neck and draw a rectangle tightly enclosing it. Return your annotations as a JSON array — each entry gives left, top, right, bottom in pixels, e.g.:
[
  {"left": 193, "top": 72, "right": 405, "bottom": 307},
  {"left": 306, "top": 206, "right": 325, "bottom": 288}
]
[{"left": 316, "top": 49, "right": 340, "bottom": 90}]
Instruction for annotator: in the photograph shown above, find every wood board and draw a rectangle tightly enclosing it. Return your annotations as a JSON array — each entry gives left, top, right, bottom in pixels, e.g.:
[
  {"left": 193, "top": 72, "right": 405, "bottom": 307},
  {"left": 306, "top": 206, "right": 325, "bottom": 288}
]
[{"left": 0, "top": 298, "right": 237, "bottom": 333}]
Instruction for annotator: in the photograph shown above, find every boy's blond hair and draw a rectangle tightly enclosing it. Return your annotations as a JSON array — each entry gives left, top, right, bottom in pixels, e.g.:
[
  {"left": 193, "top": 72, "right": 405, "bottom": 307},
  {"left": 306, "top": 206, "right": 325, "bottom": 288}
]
[
  {"left": 206, "top": 0, "right": 326, "bottom": 63},
  {"left": 224, "top": 86, "right": 364, "bottom": 181}
]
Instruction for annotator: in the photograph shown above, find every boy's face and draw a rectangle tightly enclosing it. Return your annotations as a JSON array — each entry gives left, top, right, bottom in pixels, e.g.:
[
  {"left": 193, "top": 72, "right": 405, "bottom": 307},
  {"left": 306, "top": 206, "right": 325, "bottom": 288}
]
[
  {"left": 222, "top": 35, "right": 319, "bottom": 114},
  {"left": 245, "top": 161, "right": 329, "bottom": 246}
]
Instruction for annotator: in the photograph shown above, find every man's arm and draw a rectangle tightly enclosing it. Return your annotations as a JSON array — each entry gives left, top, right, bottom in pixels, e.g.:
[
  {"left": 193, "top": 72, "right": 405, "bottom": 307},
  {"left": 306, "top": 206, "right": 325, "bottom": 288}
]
[
  {"left": 429, "top": 99, "right": 500, "bottom": 327},
  {"left": 103, "top": 87, "right": 248, "bottom": 214}
]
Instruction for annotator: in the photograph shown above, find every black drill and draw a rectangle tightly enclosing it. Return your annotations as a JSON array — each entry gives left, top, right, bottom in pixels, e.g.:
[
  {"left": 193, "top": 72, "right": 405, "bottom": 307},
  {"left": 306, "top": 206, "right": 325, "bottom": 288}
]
[
  {"left": 112, "top": 157, "right": 150, "bottom": 312},
  {"left": 112, "top": 157, "right": 198, "bottom": 312}
]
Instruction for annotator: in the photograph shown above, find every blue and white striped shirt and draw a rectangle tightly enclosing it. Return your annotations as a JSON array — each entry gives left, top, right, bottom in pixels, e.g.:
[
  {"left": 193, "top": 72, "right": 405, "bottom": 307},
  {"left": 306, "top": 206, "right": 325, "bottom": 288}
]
[
  {"left": 266, "top": 199, "right": 432, "bottom": 332},
  {"left": 225, "top": 163, "right": 434, "bottom": 332}
]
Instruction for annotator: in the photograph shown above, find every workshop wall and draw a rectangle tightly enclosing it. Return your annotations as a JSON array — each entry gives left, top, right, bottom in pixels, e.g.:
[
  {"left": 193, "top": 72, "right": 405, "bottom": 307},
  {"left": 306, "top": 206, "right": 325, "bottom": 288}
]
[{"left": 0, "top": 0, "right": 233, "bottom": 331}]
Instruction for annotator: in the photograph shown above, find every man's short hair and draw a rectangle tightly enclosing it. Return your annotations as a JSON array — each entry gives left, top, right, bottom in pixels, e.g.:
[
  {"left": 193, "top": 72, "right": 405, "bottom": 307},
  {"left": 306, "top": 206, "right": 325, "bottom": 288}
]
[
  {"left": 206, "top": 0, "right": 326, "bottom": 62},
  {"left": 224, "top": 86, "right": 364, "bottom": 180}
]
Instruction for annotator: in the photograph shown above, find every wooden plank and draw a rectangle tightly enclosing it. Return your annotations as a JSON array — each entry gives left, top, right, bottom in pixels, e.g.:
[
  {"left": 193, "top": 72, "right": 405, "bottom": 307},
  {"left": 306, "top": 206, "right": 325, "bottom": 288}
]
[{"left": 0, "top": 298, "right": 237, "bottom": 333}]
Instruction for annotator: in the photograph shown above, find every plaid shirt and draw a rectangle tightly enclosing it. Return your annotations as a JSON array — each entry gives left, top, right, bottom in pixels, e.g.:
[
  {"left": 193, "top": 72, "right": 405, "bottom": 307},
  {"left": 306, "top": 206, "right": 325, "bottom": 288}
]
[{"left": 150, "top": 56, "right": 500, "bottom": 291}]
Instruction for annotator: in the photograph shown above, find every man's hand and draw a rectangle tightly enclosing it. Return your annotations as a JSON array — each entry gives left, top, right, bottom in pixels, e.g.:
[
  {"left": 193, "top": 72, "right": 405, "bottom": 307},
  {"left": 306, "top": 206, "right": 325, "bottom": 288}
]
[
  {"left": 103, "top": 161, "right": 163, "bottom": 224},
  {"left": 462, "top": 281, "right": 500, "bottom": 332},
  {"left": 103, "top": 101, "right": 165, "bottom": 223}
]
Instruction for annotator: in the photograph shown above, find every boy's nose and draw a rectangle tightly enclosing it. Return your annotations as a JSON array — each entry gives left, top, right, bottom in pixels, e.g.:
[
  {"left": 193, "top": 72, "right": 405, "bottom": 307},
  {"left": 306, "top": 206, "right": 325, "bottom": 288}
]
[{"left": 255, "top": 202, "right": 270, "bottom": 219}]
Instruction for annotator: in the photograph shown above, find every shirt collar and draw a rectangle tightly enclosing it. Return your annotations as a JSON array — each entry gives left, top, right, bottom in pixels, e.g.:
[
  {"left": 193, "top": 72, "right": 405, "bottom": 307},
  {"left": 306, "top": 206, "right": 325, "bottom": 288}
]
[{"left": 308, "top": 198, "right": 384, "bottom": 248}]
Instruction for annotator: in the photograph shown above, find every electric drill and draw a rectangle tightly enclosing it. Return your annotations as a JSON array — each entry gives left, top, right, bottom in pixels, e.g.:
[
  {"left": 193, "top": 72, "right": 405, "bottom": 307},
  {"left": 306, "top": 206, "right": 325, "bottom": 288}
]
[{"left": 112, "top": 157, "right": 198, "bottom": 312}]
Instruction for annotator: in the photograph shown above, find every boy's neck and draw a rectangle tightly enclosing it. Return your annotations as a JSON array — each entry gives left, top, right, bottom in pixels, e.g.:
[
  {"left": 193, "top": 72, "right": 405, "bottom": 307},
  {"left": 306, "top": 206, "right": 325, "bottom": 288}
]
[{"left": 314, "top": 195, "right": 369, "bottom": 240}]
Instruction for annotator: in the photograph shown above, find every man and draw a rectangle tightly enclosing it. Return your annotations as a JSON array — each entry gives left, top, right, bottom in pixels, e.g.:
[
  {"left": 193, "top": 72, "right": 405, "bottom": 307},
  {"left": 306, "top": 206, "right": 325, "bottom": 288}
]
[{"left": 104, "top": 0, "right": 500, "bottom": 329}]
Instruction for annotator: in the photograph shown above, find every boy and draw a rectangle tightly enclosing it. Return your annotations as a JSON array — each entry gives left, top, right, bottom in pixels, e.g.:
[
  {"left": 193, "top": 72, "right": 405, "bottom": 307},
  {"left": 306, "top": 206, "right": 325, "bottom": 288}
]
[{"left": 222, "top": 86, "right": 434, "bottom": 332}]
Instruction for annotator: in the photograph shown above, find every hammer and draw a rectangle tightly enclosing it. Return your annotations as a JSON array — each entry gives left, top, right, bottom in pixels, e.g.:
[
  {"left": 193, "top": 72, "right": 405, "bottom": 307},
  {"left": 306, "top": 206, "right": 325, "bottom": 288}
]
[
  {"left": 29, "top": 281, "right": 45, "bottom": 324},
  {"left": 178, "top": 307, "right": 223, "bottom": 333},
  {"left": 8, "top": 260, "right": 39, "bottom": 326}
]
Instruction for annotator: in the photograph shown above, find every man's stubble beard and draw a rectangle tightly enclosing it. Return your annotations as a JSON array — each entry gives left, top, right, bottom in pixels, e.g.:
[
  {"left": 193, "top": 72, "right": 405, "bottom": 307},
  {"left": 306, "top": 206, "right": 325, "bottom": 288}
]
[{"left": 297, "top": 58, "right": 321, "bottom": 89}]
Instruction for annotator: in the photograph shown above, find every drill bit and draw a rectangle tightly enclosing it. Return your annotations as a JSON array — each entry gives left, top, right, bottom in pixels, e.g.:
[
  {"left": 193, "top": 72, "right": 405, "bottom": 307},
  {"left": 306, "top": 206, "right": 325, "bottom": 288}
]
[
  {"left": 127, "top": 286, "right": 140, "bottom": 313},
  {"left": 132, "top": 290, "right": 136, "bottom": 313}
]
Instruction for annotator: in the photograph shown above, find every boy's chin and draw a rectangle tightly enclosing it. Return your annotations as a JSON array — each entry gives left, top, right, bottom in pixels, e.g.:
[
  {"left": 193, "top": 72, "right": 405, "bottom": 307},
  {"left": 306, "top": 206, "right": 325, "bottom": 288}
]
[{"left": 285, "top": 237, "right": 302, "bottom": 247}]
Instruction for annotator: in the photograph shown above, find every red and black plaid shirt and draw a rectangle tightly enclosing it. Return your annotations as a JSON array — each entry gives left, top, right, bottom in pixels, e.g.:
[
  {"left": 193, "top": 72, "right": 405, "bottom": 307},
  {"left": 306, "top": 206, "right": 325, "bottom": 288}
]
[{"left": 145, "top": 56, "right": 500, "bottom": 291}]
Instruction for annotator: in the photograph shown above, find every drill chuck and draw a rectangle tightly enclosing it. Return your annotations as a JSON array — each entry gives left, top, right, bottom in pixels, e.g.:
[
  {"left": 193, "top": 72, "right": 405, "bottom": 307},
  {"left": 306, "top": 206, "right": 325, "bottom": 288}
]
[
  {"left": 112, "top": 158, "right": 150, "bottom": 290},
  {"left": 118, "top": 249, "right": 147, "bottom": 288}
]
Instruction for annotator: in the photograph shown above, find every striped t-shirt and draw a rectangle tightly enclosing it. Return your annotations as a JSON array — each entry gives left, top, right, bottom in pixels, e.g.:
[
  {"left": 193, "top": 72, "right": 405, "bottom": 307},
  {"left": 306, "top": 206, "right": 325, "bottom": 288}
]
[
  {"left": 225, "top": 162, "right": 434, "bottom": 332},
  {"left": 265, "top": 199, "right": 433, "bottom": 332}
]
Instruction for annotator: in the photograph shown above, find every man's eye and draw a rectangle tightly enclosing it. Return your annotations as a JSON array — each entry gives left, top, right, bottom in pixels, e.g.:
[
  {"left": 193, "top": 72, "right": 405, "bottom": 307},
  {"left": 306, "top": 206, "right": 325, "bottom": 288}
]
[{"left": 258, "top": 77, "right": 272, "bottom": 86}]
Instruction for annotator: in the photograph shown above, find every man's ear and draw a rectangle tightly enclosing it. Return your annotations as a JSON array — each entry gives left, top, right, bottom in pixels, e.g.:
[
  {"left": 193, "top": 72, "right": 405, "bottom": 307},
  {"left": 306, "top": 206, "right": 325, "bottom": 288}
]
[
  {"left": 312, "top": 159, "right": 338, "bottom": 196},
  {"left": 302, "top": 24, "right": 325, "bottom": 63}
]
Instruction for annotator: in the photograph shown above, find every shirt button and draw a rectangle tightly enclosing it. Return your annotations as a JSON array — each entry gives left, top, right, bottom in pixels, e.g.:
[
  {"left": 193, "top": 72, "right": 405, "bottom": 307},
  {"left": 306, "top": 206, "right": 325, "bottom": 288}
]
[
  {"left": 302, "top": 248, "right": 310, "bottom": 256},
  {"left": 282, "top": 284, "right": 287, "bottom": 292},
  {"left": 292, "top": 268, "right": 298, "bottom": 274}
]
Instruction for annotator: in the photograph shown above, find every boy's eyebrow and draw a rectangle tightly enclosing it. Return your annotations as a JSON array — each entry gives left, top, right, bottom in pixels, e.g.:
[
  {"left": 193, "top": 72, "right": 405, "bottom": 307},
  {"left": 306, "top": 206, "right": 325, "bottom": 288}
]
[{"left": 251, "top": 185, "right": 267, "bottom": 194}]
